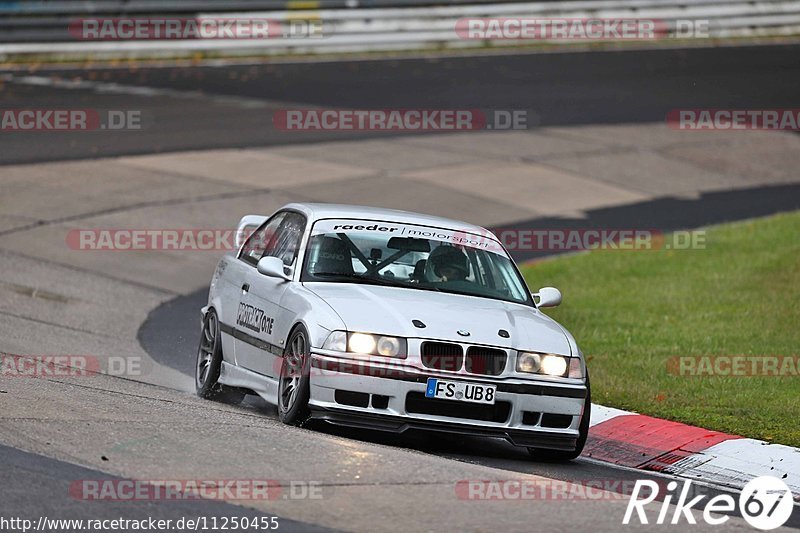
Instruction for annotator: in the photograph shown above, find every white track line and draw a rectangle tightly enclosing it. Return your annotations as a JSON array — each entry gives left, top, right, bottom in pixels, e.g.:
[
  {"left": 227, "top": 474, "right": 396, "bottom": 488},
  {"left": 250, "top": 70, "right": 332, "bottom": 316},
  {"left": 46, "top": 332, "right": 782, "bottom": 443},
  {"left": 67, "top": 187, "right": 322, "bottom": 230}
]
[{"left": 0, "top": 73, "right": 280, "bottom": 109}]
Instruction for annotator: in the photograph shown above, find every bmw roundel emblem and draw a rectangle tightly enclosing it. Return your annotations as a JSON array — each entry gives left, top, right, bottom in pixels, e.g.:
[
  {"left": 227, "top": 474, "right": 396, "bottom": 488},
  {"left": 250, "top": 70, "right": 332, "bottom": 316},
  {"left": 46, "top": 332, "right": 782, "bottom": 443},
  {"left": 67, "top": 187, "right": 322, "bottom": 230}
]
[{"left": 457, "top": 330, "right": 470, "bottom": 337}]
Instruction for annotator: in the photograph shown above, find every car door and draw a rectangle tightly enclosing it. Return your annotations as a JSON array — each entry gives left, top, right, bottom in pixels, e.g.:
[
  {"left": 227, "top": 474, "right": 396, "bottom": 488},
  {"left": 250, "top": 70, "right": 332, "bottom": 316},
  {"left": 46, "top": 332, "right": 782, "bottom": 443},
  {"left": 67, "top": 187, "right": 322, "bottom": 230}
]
[
  {"left": 233, "top": 211, "right": 285, "bottom": 373},
  {"left": 236, "top": 211, "right": 306, "bottom": 377}
]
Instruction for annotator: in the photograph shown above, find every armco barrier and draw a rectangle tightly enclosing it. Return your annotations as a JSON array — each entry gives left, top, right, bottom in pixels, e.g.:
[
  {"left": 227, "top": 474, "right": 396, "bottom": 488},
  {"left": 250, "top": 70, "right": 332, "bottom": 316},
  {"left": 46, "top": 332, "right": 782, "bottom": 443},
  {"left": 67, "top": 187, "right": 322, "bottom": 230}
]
[{"left": 0, "top": 0, "right": 798, "bottom": 59}]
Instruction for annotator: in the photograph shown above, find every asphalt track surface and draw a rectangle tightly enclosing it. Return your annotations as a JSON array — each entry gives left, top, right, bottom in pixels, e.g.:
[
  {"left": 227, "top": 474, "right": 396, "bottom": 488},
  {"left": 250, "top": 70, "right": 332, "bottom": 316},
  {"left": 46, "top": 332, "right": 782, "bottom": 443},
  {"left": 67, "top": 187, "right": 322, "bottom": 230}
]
[
  {"left": 3, "top": 43, "right": 800, "bottom": 531},
  {"left": 1, "top": 43, "right": 799, "bottom": 164},
  {"left": 1, "top": 444, "right": 330, "bottom": 532}
]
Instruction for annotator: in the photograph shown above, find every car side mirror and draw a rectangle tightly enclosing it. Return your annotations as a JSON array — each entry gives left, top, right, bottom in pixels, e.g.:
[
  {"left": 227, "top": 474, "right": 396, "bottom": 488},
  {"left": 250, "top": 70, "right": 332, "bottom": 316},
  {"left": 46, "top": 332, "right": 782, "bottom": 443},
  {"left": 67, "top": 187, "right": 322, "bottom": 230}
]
[
  {"left": 535, "top": 287, "right": 562, "bottom": 308},
  {"left": 257, "top": 256, "right": 292, "bottom": 281}
]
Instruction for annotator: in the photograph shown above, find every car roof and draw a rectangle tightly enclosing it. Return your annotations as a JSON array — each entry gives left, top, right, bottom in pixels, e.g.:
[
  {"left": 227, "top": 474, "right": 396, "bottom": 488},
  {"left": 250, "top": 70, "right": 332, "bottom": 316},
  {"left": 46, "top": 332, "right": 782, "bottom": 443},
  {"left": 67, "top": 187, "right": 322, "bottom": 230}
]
[{"left": 282, "top": 202, "right": 493, "bottom": 237}]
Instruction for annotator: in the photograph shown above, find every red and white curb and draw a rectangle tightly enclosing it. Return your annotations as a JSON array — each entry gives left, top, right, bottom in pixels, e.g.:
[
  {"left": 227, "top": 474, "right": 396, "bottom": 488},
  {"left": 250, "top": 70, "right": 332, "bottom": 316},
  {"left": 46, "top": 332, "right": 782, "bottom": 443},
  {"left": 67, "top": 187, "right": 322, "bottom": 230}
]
[{"left": 587, "top": 404, "right": 800, "bottom": 500}]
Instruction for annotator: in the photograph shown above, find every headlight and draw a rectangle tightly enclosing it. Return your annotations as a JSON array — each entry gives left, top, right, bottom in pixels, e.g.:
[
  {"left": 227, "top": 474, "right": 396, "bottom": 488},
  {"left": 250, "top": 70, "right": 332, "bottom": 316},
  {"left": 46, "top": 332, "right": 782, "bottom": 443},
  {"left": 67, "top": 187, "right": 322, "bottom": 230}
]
[
  {"left": 540, "top": 355, "right": 568, "bottom": 376},
  {"left": 516, "top": 352, "right": 541, "bottom": 373},
  {"left": 376, "top": 336, "right": 402, "bottom": 357},
  {"left": 517, "top": 352, "right": 582, "bottom": 378},
  {"left": 345, "top": 332, "right": 407, "bottom": 358},
  {"left": 348, "top": 332, "right": 376, "bottom": 354},
  {"left": 322, "top": 331, "right": 347, "bottom": 352}
]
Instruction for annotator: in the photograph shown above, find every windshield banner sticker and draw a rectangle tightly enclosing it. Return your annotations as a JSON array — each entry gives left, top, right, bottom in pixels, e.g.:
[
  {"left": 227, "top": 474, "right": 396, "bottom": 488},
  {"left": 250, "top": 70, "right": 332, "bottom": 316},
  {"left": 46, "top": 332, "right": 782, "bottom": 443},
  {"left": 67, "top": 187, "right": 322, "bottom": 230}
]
[{"left": 312, "top": 219, "right": 506, "bottom": 254}]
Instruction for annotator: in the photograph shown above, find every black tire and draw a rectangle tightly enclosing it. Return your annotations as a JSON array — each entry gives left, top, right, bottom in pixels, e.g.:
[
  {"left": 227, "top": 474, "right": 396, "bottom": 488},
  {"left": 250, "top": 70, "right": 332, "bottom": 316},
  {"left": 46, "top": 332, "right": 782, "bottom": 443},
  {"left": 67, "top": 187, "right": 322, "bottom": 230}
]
[
  {"left": 195, "top": 309, "right": 246, "bottom": 404},
  {"left": 277, "top": 326, "right": 311, "bottom": 425},
  {"left": 528, "top": 373, "right": 591, "bottom": 462}
]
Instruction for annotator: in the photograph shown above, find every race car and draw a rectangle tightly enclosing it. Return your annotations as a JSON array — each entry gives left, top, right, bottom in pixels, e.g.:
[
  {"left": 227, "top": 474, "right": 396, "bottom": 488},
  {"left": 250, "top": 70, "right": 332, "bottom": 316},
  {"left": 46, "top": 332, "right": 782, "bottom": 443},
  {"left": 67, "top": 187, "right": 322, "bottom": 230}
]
[{"left": 196, "top": 203, "right": 590, "bottom": 460}]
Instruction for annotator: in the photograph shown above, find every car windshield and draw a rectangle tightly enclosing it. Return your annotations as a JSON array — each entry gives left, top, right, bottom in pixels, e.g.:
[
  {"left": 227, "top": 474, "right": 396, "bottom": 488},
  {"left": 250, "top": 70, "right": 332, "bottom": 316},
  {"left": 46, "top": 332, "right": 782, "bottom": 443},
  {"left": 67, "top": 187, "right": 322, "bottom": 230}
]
[{"left": 301, "top": 218, "right": 532, "bottom": 305}]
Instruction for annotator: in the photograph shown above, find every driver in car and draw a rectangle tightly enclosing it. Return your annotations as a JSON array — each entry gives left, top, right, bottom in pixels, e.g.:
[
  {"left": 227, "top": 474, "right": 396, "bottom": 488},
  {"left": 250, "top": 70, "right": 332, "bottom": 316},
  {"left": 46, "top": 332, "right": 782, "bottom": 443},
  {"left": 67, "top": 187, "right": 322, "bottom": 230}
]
[{"left": 428, "top": 245, "right": 470, "bottom": 282}]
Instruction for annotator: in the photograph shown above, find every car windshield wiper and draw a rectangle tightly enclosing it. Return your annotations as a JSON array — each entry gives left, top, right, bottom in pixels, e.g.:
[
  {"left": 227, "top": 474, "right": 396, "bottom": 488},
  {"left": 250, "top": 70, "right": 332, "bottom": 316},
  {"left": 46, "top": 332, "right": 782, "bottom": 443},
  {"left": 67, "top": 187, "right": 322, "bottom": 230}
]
[{"left": 310, "top": 272, "right": 411, "bottom": 288}]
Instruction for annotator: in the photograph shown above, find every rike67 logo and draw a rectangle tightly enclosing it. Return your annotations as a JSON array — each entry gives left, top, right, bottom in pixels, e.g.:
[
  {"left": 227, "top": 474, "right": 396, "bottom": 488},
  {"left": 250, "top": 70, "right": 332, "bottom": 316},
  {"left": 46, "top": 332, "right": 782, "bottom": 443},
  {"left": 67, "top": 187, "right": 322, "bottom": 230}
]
[{"left": 624, "top": 476, "right": 794, "bottom": 530}]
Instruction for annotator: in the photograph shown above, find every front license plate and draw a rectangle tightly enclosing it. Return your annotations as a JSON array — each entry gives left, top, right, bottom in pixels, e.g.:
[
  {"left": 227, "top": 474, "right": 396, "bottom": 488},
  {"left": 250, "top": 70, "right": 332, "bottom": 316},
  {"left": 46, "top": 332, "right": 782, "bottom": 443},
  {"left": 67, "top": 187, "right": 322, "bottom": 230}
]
[{"left": 425, "top": 378, "right": 496, "bottom": 405}]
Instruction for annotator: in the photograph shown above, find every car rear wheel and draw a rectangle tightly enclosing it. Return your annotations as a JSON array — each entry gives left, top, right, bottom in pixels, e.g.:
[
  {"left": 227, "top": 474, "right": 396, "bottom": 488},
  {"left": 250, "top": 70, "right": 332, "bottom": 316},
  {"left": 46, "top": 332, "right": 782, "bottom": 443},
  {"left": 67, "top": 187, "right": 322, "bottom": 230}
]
[
  {"left": 278, "top": 326, "right": 312, "bottom": 425},
  {"left": 527, "top": 373, "right": 591, "bottom": 462},
  {"left": 195, "top": 309, "right": 245, "bottom": 404}
]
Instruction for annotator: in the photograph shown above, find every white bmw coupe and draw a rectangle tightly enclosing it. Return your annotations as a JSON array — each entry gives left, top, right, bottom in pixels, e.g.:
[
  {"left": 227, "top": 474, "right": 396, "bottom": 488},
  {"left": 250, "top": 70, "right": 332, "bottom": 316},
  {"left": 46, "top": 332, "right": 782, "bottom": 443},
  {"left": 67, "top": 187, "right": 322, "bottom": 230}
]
[{"left": 197, "top": 203, "right": 590, "bottom": 460}]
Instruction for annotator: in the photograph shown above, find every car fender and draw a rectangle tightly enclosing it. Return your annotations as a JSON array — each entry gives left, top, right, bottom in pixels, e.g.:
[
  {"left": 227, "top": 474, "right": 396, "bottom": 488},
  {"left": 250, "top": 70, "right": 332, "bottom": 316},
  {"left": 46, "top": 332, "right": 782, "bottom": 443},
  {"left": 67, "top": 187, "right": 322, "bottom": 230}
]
[
  {"left": 280, "top": 283, "right": 347, "bottom": 350},
  {"left": 534, "top": 310, "right": 580, "bottom": 357},
  {"left": 202, "top": 255, "right": 231, "bottom": 321}
]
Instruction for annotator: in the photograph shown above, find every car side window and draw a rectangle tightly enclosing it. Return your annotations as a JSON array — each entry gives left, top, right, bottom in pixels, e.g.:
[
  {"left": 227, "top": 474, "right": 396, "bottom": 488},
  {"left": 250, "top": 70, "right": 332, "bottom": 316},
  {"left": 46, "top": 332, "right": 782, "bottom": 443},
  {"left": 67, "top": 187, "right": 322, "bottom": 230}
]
[
  {"left": 239, "top": 213, "right": 285, "bottom": 266},
  {"left": 263, "top": 212, "right": 306, "bottom": 267}
]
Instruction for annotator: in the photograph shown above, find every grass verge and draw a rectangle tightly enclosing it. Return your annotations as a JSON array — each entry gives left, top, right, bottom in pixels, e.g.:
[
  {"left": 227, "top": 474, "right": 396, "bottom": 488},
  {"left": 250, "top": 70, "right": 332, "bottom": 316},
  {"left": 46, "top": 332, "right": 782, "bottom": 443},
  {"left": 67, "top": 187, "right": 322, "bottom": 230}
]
[{"left": 520, "top": 211, "right": 800, "bottom": 446}]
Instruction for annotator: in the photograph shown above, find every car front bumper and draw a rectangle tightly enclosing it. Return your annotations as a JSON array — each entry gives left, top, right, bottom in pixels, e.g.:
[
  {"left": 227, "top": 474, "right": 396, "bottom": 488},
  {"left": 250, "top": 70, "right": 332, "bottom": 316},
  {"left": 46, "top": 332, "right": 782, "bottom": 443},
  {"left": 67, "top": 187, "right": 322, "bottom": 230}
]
[{"left": 308, "top": 352, "right": 588, "bottom": 451}]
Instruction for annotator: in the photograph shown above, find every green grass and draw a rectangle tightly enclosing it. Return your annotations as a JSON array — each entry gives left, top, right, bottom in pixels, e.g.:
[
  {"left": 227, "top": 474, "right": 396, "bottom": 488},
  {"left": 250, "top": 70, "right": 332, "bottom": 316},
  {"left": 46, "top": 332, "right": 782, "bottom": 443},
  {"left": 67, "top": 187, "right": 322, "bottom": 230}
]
[{"left": 520, "top": 211, "right": 800, "bottom": 446}]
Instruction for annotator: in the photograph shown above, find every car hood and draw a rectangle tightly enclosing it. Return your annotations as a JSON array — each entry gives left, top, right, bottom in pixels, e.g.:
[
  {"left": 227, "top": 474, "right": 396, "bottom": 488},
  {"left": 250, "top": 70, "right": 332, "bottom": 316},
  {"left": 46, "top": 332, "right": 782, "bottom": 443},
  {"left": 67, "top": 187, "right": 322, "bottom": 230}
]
[{"left": 304, "top": 283, "right": 571, "bottom": 355}]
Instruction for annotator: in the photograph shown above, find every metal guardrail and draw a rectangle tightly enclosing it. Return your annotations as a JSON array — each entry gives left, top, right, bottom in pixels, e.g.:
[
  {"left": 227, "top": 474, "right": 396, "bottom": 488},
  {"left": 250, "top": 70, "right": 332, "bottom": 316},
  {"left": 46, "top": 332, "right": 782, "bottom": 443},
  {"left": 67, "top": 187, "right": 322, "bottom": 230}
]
[
  {"left": 0, "top": 0, "right": 540, "bottom": 15},
  {"left": 0, "top": 0, "right": 798, "bottom": 59}
]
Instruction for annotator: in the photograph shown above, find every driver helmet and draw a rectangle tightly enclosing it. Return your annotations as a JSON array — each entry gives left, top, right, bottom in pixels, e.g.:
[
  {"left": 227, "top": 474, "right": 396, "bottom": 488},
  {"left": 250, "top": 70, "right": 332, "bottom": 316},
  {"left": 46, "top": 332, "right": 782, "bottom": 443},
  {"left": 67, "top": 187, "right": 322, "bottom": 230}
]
[{"left": 427, "top": 245, "right": 469, "bottom": 281}]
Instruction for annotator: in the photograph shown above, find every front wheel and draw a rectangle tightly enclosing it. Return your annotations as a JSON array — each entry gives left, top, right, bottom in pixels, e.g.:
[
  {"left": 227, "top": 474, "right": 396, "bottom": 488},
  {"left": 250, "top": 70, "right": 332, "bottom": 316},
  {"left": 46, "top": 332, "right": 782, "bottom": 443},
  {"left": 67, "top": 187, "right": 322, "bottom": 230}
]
[
  {"left": 196, "top": 309, "right": 245, "bottom": 404},
  {"left": 277, "top": 326, "right": 311, "bottom": 425},
  {"left": 528, "top": 373, "right": 591, "bottom": 462}
]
